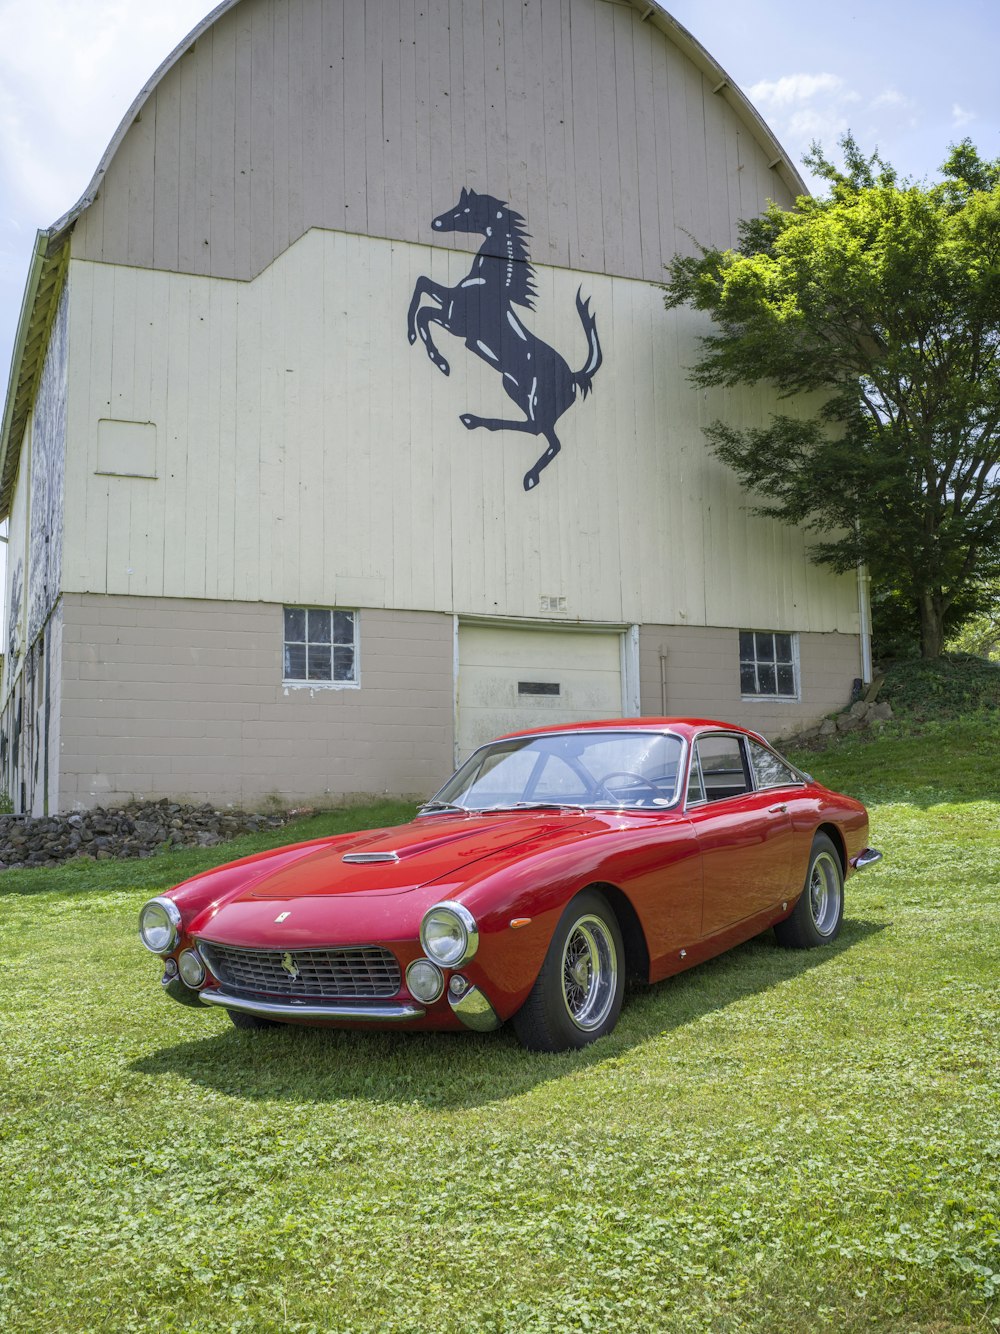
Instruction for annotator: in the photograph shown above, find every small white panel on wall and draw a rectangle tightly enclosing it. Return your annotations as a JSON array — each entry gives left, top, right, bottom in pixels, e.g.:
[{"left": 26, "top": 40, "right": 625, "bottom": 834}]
[{"left": 96, "top": 419, "right": 157, "bottom": 478}]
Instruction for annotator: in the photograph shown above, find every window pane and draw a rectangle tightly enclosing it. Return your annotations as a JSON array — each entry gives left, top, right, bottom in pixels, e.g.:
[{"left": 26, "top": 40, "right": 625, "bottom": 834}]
[
  {"left": 755, "top": 632, "right": 775, "bottom": 662},
  {"left": 758, "top": 663, "right": 777, "bottom": 695},
  {"left": 740, "top": 662, "right": 757, "bottom": 694},
  {"left": 284, "top": 607, "right": 306, "bottom": 642},
  {"left": 695, "top": 736, "right": 749, "bottom": 800},
  {"left": 308, "top": 645, "right": 332, "bottom": 680},
  {"left": 775, "top": 633, "right": 793, "bottom": 663},
  {"left": 333, "top": 646, "right": 356, "bottom": 681},
  {"left": 284, "top": 643, "right": 307, "bottom": 679},
  {"left": 308, "top": 608, "right": 331, "bottom": 644},
  {"left": 777, "top": 664, "right": 796, "bottom": 696},
  {"left": 749, "top": 740, "right": 798, "bottom": 789},
  {"left": 466, "top": 749, "right": 537, "bottom": 802},
  {"left": 333, "top": 610, "right": 355, "bottom": 645},
  {"left": 534, "top": 756, "right": 590, "bottom": 799},
  {"left": 738, "top": 630, "right": 754, "bottom": 659}
]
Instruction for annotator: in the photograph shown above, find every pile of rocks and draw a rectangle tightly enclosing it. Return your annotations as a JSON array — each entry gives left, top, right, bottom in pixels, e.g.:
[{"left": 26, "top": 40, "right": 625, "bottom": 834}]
[
  {"left": 0, "top": 799, "right": 292, "bottom": 871},
  {"left": 781, "top": 696, "right": 894, "bottom": 752}
]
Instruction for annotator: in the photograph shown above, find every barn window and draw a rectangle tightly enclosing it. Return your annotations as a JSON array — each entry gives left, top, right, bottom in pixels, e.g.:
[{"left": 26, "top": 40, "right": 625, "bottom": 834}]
[
  {"left": 739, "top": 630, "right": 798, "bottom": 699},
  {"left": 283, "top": 608, "right": 358, "bottom": 686}
]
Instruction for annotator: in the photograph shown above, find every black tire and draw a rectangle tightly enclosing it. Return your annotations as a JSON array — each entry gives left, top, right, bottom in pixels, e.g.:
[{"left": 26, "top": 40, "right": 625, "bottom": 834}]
[
  {"left": 774, "top": 833, "right": 844, "bottom": 949},
  {"left": 226, "top": 1008, "right": 281, "bottom": 1030},
  {"left": 512, "top": 889, "right": 625, "bottom": 1052}
]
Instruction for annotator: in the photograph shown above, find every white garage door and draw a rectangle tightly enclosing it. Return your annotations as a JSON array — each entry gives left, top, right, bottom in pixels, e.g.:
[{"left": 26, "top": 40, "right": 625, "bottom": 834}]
[{"left": 457, "top": 624, "right": 625, "bottom": 762}]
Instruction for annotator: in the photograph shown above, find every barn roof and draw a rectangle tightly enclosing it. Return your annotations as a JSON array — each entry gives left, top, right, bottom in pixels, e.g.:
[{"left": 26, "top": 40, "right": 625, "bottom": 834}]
[{"left": 0, "top": 0, "right": 806, "bottom": 519}]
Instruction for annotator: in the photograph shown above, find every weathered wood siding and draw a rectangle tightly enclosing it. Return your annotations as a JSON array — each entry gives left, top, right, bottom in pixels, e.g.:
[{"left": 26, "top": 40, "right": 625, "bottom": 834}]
[
  {"left": 62, "top": 233, "right": 857, "bottom": 633},
  {"left": 72, "top": 0, "right": 794, "bottom": 285}
]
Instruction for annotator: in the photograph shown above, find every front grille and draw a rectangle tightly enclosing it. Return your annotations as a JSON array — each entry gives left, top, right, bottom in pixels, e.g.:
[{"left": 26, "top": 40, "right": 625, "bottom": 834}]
[{"left": 199, "top": 943, "right": 401, "bottom": 998}]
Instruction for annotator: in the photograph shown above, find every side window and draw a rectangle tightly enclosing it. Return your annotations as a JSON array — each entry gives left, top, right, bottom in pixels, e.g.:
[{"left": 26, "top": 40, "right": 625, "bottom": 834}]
[
  {"left": 693, "top": 735, "right": 751, "bottom": 802},
  {"left": 686, "top": 752, "right": 706, "bottom": 804},
  {"left": 747, "top": 740, "right": 802, "bottom": 790}
]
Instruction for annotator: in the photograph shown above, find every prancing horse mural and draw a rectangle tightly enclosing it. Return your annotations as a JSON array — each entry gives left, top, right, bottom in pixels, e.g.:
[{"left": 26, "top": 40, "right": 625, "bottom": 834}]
[{"left": 407, "top": 189, "right": 603, "bottom": 491}]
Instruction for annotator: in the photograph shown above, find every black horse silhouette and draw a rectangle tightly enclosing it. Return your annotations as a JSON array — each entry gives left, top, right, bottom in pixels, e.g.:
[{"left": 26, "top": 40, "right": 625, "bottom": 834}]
[{"left": 407, "top": 189, "right": 602, "bottom": 491}]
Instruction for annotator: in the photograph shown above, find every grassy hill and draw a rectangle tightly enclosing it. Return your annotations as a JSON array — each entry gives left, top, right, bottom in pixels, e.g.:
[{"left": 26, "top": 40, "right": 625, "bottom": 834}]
[{"left": 0, "top": 718, "right": 997, "bottom": 1332}]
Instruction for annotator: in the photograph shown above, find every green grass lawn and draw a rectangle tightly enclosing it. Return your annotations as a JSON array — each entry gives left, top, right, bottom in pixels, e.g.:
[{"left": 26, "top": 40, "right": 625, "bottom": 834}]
[{"left": 1, "top": 726, "right": 998, "bottom": 1333}]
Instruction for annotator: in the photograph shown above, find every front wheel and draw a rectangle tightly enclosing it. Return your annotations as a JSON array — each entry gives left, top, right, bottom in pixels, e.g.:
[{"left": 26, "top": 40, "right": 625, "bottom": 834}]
[
  {"left": 774, "top": 833, "right": 844, "bottom": 949},
  {"left": 512, "top": 890, "right": 625, "bottom": 1052}
]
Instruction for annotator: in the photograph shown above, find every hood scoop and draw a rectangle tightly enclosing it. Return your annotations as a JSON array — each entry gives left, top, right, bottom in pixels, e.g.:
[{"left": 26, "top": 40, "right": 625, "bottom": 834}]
[{"left": 342, "top": 851, "right": 400, "bottom": 864}]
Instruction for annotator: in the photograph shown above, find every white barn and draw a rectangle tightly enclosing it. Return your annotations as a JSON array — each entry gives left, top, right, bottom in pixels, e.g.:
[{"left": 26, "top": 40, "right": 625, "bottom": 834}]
[{"left": 0, "top": 0, "right": 868, "bottom": 813}]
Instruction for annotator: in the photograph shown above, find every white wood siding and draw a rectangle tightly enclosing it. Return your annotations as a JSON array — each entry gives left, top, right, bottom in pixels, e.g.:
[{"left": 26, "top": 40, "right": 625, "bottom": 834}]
[
  {"left": 62, "top": 234, "right": 858, "bottom": 634},
  {"left": 71, "top": 0, "right": 795, "bottom": 287}
]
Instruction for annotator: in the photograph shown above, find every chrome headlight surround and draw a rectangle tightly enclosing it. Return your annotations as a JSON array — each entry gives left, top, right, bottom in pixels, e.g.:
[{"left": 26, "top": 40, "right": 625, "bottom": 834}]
[
  {"left": 138, "top": 896, "right": 182, "bottom": 955},
  {"left": 405, "top": 958, "right": 445, "bottom": 1004},
  {"left": 419, "top": 902, "right": 479, "bottom": 968},
  {"left": 177, "top": 947, "right": 207, "bottom": 989}
]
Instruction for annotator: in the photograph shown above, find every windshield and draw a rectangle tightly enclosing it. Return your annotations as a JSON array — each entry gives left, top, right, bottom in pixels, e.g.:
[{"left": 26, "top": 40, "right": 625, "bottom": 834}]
[{"left": 425, "top": 730, "right": 684, "bottom": 812}]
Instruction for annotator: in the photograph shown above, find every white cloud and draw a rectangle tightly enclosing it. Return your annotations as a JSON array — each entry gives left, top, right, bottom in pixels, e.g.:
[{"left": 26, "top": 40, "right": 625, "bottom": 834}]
[
  {"left": 0, "top": 0, "right": 210, "bottom": 222},
  {"left": 952, "top": 102, "right": 976, "bottom": 128},
  {"left": 869, "top": 88, "right": 913, "bottom": 112},
  {"left": 748, "top": 72, "right": 852, "bottom": 109}
]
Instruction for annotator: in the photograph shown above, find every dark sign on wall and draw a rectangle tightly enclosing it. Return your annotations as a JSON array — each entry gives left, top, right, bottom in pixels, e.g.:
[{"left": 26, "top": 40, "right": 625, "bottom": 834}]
[{"left": 408, "top": 190, "right": 603, "bottom": 492}]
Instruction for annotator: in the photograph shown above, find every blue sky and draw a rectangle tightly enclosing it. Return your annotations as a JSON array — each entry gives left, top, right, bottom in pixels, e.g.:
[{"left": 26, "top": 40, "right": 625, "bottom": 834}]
[{"left": 1, "top": 0, "right": 998, "bottom": 406}]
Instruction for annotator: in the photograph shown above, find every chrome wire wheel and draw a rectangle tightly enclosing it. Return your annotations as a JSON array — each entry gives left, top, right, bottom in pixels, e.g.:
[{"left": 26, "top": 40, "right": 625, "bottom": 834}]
[
  {"left": 809, "top": 850, "right": 842, "bottom": 937},
  {"left": 560, "top": 914, "right": 619, "bottom": 1031}
]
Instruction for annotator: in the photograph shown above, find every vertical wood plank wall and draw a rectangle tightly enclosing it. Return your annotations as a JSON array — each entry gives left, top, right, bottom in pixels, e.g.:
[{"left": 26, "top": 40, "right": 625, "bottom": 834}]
[
  {"left": 72, "top": 0, "right": 796, "bottom": 286},
  {"left": 62, "top": 234, "right": 858, "bottom": 634}
]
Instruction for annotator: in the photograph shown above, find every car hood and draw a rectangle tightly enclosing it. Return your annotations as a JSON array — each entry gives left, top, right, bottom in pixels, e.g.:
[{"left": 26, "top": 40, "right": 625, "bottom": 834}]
[{"left": 232, "top": 811, "right": 600, "bottom": 901}]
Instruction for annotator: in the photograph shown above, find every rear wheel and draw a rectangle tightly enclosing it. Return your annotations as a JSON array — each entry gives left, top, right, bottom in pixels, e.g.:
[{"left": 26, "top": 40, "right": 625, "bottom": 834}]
[
  {"left": 774, "top": 833, "right": 844, "bottom": 949},
  {"left": 512, "top": 890, "right": 625, "bottom": 1051},
  {"left": 226, "top": 1008, "right": 281, "bottom": 1030}
]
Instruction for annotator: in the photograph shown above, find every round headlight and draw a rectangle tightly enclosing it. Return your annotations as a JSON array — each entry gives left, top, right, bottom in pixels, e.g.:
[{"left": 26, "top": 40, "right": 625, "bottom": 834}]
[
  {"left": 405, "top": 958, "right": 444, "bottom": 1004},
  {"left": 419, "top": 903, "right": 479, "bottom": 968},
  {"left": 138, "top": 897, "right": 182, "bottom": 955},
  {"left": 178, "top": 948, "right": 207, "bottom": 989}
]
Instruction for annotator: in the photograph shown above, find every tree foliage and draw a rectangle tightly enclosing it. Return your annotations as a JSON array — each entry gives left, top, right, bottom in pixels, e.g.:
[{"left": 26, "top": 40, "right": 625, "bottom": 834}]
[{"left": 663, "top": 136, "right": 1000, "bottom": 658}]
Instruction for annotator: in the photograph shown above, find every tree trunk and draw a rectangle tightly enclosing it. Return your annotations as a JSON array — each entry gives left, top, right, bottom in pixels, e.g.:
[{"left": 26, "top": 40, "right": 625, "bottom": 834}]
[{"left": 918, "top": 591, "right": 946, "bottom": 658}]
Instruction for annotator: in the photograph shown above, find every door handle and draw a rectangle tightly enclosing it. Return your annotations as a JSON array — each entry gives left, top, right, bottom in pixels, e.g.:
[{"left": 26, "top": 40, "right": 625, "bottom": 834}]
[{"left": 768, "top": 803, "right": 788, "bottom": 814}]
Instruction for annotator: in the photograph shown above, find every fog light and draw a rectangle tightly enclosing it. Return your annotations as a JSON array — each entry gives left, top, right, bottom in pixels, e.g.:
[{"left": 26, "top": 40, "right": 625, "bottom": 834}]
[
  {"left": 405, "top": 958, "right": 444, "bottom": 1004},
  {"left": 163, "top": 958, "right": 178, "bottom": 980},
  {"left": 178, "top": 948, "right": 207, "bottom": 989},
  {"left": 449, "top": 974, "right": 469, "bottom": 997}
]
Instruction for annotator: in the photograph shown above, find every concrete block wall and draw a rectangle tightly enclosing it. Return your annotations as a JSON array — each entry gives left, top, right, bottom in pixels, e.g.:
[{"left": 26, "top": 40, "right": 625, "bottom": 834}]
[
  {"left": 58, "top": 594, "right": 456, "bottom": 808},
  {"left": 639, "top": 624, "right": 862, "bottom": 741}
]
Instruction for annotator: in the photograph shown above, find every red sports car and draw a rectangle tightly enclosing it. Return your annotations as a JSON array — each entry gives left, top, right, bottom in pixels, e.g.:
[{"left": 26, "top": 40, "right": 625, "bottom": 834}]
[{"left": 139, "top": 718, "right": 881, "bottom": 1051}]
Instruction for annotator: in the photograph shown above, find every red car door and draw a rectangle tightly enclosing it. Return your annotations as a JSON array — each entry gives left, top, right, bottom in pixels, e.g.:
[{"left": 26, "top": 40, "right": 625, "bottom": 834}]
[{"left": 686, "top": 733, "right": 795, "bottom": 937}]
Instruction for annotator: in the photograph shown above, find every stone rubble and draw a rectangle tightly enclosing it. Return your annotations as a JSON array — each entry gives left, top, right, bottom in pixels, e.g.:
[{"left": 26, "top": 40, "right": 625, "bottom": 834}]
[
  {"left": 778, "top": 697, "right": 894, "bottom": 752},
  {"left": 0, "top": 799, "right": 292, "bottom": 872}
]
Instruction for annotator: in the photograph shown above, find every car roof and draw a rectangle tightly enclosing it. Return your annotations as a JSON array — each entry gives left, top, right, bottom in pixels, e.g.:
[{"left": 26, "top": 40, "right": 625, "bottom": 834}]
[{"left": 496, "top": 717, "right": 768, "bottom": 745}]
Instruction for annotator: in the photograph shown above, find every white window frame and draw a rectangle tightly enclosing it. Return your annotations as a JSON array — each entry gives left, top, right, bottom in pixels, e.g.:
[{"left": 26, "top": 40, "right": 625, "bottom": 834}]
[
  {"left": 282, "top": 607, "right": 360, "bottom": 690},
  {"left": 739, "top": 629, "right": 800, "bottom": 702}
]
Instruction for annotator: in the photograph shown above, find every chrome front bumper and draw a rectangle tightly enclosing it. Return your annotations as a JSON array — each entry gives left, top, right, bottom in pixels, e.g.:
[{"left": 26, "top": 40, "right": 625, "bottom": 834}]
[
  {"left": 850, "top": 846, "right": 883, "bottom": 871},
  {"left": 199, "top": 988, "right": 426, "bottom": 1023},
  {"left": 448, "top": 983, "right": 500, "bottom": 1031}
]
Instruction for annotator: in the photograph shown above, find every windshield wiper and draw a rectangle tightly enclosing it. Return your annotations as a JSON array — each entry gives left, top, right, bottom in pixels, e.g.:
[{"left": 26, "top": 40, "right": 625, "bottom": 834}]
[
  {"left": 480, "top": 801, "right": 588, "bottom": 813},
  {"left": 417, "top": 800, "right": 467, "bottom": 813}
]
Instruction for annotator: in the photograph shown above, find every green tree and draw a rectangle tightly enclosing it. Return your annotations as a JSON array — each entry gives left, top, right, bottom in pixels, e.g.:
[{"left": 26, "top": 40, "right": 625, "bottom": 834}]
[
  {"left": 946, "top": 577, "right": 1000, "bottom": 660},
  {"left": 663, "top": 136, "right": 1000, "bottom": 659}
]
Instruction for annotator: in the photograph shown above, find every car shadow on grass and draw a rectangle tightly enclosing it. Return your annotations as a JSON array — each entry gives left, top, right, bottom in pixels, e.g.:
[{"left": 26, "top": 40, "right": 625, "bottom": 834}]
[{"left": 131, "top": 915, "right": 886, "bottom": 1111}]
